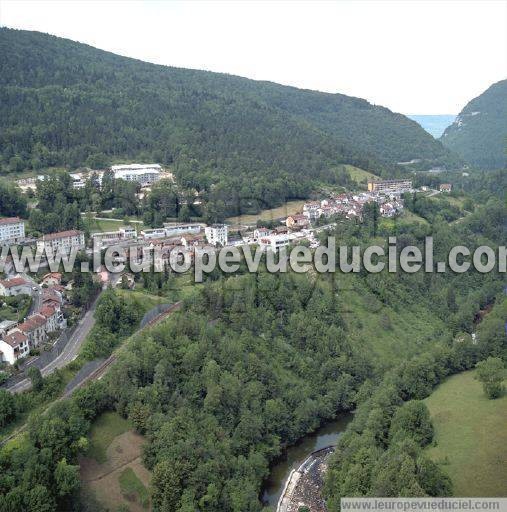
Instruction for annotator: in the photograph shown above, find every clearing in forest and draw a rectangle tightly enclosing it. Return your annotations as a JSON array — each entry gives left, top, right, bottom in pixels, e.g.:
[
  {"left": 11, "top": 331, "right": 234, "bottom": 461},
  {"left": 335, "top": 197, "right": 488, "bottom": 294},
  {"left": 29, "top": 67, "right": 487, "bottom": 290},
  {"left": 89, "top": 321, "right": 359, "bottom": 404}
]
[
  {"left": 424, "top": 370, "right": 507, "bottom": 497},
  {"left": 80, "top": 411, "right": 152, "bottom": 511}
]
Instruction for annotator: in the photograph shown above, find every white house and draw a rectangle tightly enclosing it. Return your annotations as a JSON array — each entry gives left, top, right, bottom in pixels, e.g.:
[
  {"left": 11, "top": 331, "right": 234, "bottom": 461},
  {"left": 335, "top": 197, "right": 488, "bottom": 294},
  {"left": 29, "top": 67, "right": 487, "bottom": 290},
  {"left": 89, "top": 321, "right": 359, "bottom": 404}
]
[
  {"left": 37, "top": 230, "right": 85, "bottom": 254},
  {"left": 0, "top": 217, "right": 25, "bottom": 245},
  {"left": 205, "top": 224, "right": 228, "bottom": 246},
  {"left": 253, "top": 227, "right": 271, "bottom": 240},
  {"left": 259, "top": 234, "right": 290, "bottom": 252},
  {"left": 0, "top": 276, "right": 32, "bottom": 297},
  {"left": 0, "top": 330, "right": 29, "bottom": 365},
  {"left": 111, "top": 164, "right": 162, "bottom": 186}
]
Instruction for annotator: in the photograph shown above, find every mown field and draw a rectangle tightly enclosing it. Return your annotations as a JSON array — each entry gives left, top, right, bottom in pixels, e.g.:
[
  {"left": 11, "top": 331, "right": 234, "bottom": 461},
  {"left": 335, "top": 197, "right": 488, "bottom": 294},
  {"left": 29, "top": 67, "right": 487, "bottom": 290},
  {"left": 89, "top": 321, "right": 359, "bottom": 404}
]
[{"left": 424, "top": 370, "right": 507, "bottom": 496}]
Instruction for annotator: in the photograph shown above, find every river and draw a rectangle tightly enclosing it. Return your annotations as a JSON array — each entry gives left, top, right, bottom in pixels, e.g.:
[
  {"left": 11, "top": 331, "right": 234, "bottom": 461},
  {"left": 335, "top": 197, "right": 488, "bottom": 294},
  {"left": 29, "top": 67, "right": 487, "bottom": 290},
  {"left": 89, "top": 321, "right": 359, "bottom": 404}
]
[{"left": 261, "top": 414, "right": 353, "bottom": 508}]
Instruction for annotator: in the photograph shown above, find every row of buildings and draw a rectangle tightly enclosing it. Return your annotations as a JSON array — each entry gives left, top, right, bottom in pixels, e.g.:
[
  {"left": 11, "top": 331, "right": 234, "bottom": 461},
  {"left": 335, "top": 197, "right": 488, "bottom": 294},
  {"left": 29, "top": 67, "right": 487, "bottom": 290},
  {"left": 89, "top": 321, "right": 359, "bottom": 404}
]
[
  {"left": 16, "top": 163, "right": 167, "bottom": 192},
  {"left": 0, "top": 275, "right": 66, "bottom": 365},
  {"left": 71, "top": 163, "right": 165, "bottom": 189}
]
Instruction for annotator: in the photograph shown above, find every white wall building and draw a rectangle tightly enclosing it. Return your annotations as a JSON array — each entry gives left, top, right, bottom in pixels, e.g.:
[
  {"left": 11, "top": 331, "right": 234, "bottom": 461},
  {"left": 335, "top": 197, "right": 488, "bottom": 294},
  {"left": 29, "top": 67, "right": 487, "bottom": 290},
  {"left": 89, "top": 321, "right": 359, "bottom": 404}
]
[
  {"left": 0, "top": 217, "right": 25, "bottom": 245},
  {"left": 205, "top": 224, "right": 228, "bottom": 246},
  {"left": 91, "top": 226, "right": 137, "bottom": 248},
  {"left": 0, "top": 276, "right": 32, "bottom": 297},
  {"left": 37, "top": 230, "right": 85, "bottom": 254},
  {"left": 259, "top": 234, "right": 290, "bottom": 252},
  {"left": 111, "top": 164, "right": 162, "bottom": 186},
  {"left": 163, "top": 223, "right": 202, "bottom": 238},
  {"left": 140, "top": 228, "right": 167, "bottom": 240},
  {"left": 0, "top": 330, "right": 29, "bottom": 365}
]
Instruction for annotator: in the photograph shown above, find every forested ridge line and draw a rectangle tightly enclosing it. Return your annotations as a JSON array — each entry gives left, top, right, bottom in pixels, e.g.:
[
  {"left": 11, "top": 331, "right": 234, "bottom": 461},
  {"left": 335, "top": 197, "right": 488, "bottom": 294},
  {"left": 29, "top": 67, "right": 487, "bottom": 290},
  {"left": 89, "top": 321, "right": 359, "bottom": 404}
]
[{"left": 0, "top": 27, "right": 458, "bottom": 194}]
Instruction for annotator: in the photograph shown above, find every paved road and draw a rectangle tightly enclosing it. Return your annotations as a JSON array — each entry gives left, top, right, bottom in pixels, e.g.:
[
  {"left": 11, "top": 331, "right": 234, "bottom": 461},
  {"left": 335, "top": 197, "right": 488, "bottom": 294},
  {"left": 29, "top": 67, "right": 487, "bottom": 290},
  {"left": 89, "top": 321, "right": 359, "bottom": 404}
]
[
  {"left": 63, "top": 301, "right": 182, "bottom": 397},
  {"left": 8, "top": 293, "right": 102, "bottom": 394}
]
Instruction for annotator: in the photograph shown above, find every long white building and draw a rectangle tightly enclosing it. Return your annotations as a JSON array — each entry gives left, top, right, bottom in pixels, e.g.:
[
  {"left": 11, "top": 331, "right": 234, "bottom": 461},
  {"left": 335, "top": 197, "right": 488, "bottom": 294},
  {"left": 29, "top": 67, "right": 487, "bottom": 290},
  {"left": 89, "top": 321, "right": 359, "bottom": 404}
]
[
  {"left": 111, "top": 164, "right": 162, "bottom": 186},
  {"left": 0, "top": 217, "right": 25, "bottom": 245}
]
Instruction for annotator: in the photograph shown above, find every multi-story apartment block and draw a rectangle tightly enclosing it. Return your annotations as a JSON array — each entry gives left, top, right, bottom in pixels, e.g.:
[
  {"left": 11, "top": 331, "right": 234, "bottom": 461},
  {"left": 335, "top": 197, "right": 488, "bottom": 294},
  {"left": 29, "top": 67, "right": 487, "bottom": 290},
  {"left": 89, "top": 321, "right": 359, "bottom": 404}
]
[
  {"left": 111, "top": 164, "right": 161, "bottom": 186},
  {"left": 0, "top": 217, "right": 25, "bottom": 245},
  {"left": 367, "top": 179, "right": 412, "bottom": 193},
  {"left": 204, "top": 224, "right": 228, "bottom": 246},
  {"left": 37, "top": 230, "right": 85, "bottom": 254}
]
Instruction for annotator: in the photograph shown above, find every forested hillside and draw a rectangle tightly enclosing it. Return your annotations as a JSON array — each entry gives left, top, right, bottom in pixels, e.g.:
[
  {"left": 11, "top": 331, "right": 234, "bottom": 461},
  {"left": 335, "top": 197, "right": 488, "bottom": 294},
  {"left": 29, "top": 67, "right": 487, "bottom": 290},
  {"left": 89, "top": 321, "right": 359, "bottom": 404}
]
[
  {"left": 440, "top": 79, "right": 507, "bottom": 169},
  {"left": 1, "top": 28, "right": 456, "bottom": 196}
]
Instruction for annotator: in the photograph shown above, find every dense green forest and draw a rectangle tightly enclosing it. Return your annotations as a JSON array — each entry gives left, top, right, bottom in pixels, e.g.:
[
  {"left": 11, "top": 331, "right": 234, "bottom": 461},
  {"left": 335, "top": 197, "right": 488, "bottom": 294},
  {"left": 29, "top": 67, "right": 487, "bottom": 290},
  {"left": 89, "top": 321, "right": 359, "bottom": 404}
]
[
  {"left": 1, "top": 28, "right": 458, "bottom": 209},
  {"left": 441, "top": 79, "right": 507, "bottom": 169}
]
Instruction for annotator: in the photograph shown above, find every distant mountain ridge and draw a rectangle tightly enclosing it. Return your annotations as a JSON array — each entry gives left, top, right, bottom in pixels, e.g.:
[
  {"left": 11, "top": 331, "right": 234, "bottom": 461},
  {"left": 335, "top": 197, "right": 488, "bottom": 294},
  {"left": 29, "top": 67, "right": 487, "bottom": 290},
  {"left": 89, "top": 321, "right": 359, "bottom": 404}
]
[
  {"left": 440, "top": 79, "right": 507, "bottom": 169},
  {"left": 0, "top": 28, "right": 457, "bottom": 191},
  {"left": 408, "top": 115, "right": 455, "bottom": 138}
]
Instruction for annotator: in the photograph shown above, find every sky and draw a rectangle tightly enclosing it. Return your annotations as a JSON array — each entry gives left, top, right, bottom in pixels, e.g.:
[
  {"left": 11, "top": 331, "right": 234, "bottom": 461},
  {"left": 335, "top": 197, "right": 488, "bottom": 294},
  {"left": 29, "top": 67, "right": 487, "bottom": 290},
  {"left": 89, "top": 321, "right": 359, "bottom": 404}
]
[{"left": 1, "top": 0, "right": 506, "bottom": 115}]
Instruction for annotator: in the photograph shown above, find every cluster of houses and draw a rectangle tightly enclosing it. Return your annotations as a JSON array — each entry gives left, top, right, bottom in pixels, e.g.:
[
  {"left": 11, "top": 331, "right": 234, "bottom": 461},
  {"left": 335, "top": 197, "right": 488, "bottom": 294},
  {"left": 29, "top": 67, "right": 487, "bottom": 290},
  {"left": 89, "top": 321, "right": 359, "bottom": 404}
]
[
  {"left": 301, "top": 189, "right": 406, "bottom": 223},
  {"left": 0, "top": 273, "right": 66, "bottom": 365}
]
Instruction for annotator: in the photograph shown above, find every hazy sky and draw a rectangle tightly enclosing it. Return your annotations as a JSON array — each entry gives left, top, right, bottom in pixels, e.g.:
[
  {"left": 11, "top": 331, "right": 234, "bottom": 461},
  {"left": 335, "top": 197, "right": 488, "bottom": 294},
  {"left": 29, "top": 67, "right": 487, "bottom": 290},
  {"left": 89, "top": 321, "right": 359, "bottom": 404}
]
[{"left": 1, "top": 0, "right": 506, "bottom": 114}]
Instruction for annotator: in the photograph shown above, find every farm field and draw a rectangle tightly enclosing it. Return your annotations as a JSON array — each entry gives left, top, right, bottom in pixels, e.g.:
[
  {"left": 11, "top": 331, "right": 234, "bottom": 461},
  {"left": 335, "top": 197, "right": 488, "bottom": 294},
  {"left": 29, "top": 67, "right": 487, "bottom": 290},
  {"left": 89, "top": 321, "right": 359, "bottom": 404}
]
[
  {"left": 424, "top": 370, "right": 507, "bottom": 496},
  {"left": 80, "top": 411, "right": 152, "bottom": 511}
]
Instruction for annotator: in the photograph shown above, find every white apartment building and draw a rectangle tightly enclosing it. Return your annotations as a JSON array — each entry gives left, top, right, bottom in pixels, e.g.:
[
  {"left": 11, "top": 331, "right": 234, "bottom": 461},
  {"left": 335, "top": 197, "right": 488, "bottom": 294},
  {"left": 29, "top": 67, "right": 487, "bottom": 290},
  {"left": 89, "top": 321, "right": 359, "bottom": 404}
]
[
  {"left": 0, "top": 217, "right": 25, "bottom": 244},
  {"left": 37, "top": 230, "right": 85, "bottom": 254},
  {"left": 163, "top": 223, "right": 202, "bottom": 237},
  {"left": 140, "top": 227, "right": 167, "bottom": 240},
  {"left": 91, "top": 226, "right": 137, "bottom": 248},
  {"left": 367, "top": 179, "right": 412, "bottom": 194},
  {"left": 111, "top": 164, "right": 162, "bottom": 186},
  {"left": 205, "top": 224, "right": 228, "bottom": 246}
]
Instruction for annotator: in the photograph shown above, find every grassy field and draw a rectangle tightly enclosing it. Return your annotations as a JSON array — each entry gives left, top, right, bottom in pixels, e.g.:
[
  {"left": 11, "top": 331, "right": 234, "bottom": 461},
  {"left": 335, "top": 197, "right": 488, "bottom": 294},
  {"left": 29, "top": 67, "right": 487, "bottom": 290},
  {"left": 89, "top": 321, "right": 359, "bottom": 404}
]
[
  {"left": 226, "top": 199, "right": 306, "bottom": 225},
  {"left": 119, "top": 467, "right": 150, "bottom": 509},
  {"left": 116, "top": 288, "right": 167, "bottom": 308},
  {"left": 424, "top": 370, "right": 507, "bottom": 496},
  {"left": 85, "top": 217, "right": 144, "bottom": 233},
  {"left": 343, "top": 164, "right": 378, "bottom": 185},
  {"left": 87, "top": 411, "right": 131, "bottom": 463},
  {"left": 116, "top": 275, "right": 200, "bottom": 304}
]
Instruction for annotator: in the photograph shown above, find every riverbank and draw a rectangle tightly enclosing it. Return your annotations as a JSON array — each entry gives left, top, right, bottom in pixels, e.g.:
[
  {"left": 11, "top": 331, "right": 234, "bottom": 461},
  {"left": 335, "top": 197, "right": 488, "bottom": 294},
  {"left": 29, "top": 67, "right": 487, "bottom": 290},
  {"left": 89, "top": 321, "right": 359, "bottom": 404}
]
[
  {"left": 277, "top": 446, "right": 335, "bottom": 512},
  {"left": 262, "top": 415, "right": 352, "bottom": 508}
]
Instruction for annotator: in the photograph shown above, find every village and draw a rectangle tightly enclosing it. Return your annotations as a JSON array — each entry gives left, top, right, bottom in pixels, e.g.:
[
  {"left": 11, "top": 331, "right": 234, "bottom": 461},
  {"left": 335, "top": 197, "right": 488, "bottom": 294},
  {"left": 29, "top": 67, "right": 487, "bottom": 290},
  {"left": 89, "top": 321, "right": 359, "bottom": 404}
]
[{"left": 0, "top": 166, "right": 455, "bottom": 367}]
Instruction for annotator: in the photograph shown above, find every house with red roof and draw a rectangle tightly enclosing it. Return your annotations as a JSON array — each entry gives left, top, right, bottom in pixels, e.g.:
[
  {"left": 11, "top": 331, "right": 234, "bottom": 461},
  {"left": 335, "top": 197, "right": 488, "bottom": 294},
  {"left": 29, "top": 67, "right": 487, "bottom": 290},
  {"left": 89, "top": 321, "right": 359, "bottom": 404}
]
[
  {"left": 0, "top": 330, "right": 29, "bottom": 365},
  {"left": 0, "top": 276, "right": 32, "bottom": 297},
  {"left": 18, "top": 313, "right": 47, "bottom": 348},
  {"left": 286, "top": 214, "right": 309, "bottom": 230}
]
